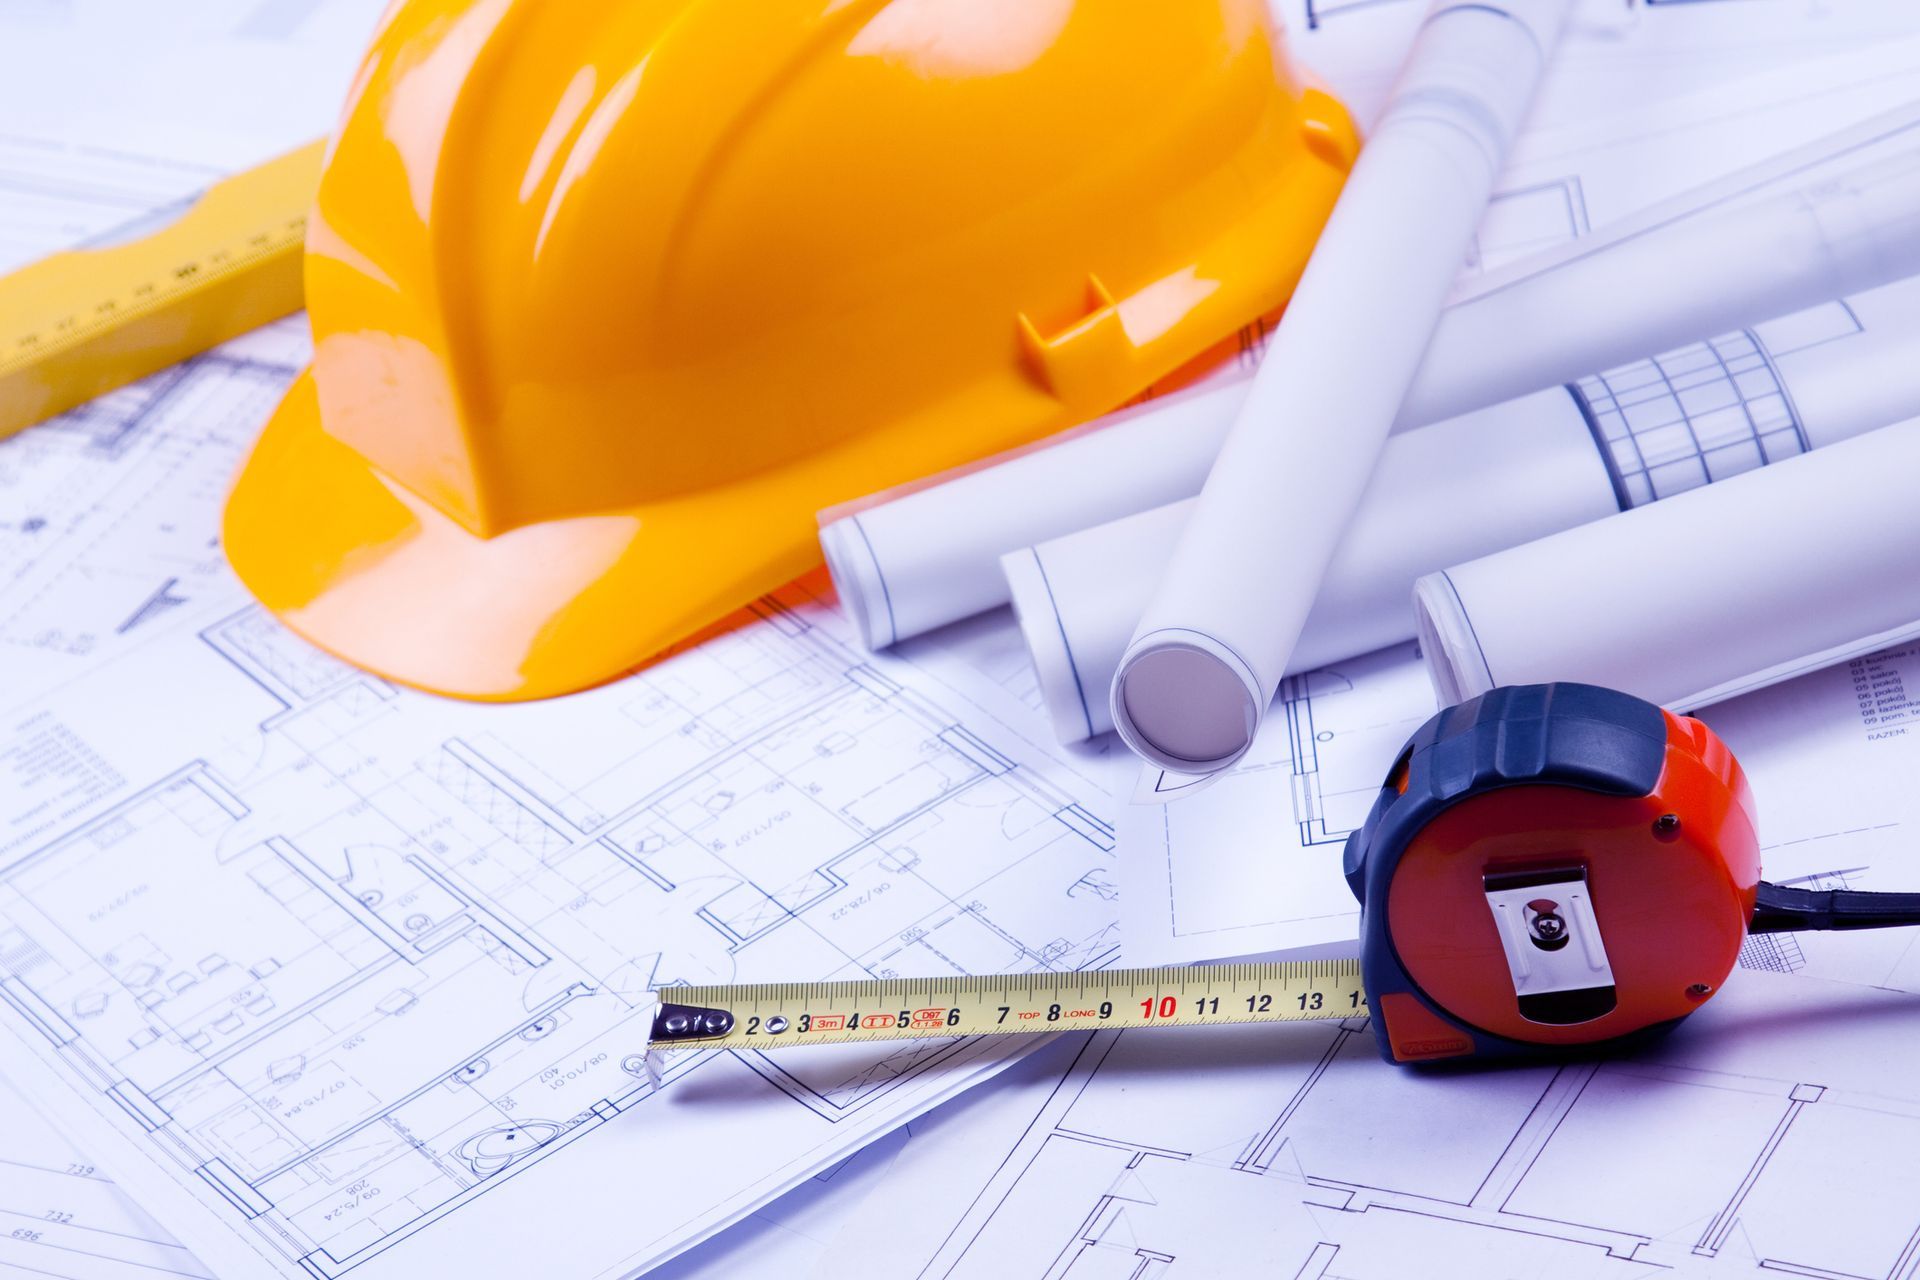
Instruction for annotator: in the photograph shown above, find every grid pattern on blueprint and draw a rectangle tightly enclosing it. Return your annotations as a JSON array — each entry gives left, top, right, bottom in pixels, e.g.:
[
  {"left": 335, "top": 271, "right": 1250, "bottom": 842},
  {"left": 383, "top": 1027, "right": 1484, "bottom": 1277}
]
[{"left": 1573, "top": 330, "right": 1809, "bottom": 508}]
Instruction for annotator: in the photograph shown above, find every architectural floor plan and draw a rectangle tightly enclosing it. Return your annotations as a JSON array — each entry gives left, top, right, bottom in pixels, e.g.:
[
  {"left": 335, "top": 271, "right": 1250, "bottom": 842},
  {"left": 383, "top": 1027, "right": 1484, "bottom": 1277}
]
[
  {"left": 0, "top": 564, "right": 1119, "bottom": 1278},
  {"left": 835, "top": 970, "right": 1920, "bottom": 1280},
  {"left": 8, "top": 3, "right": 1920, "bottom": 1278}
]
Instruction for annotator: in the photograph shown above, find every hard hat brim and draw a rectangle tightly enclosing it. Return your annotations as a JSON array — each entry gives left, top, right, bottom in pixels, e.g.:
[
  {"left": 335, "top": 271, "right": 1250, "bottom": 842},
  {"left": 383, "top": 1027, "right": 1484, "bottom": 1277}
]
[{"left": 224, "top": 369, "right": 822, "bottom": 701}]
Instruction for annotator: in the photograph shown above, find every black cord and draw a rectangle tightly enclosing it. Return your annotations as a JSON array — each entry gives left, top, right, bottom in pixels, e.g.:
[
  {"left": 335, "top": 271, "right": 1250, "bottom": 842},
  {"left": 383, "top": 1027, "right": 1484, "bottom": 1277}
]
[{"left": 1750, "top": 881, "right": 1920, "bottom": 933}]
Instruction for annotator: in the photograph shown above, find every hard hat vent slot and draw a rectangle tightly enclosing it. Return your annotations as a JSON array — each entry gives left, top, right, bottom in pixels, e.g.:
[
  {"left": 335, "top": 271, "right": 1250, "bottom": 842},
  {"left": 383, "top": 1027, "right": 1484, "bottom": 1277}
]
[{"left": 1017, "top": 274, "right": 1140, "bottom": 405}]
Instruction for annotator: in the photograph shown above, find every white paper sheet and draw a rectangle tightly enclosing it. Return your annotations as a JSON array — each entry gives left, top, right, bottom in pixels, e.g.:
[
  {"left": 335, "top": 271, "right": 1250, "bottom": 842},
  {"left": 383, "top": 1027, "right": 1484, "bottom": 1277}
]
[
  {"left": 0, "top": 1074, "right": 210, "bottom": 1280},
  {"left": 1116, "top": 34, "right": 1920, "bottom": 772},
  {"left": 0, "top": 16, "right": 1129, "bottom": 1274},
  {"left": 0, "top": 1076, "right": 908, "bottom": 1280},
  {"left": 14, "top": 3, "right": 1920, "bottom": 1271},
  {"left": 1116, "top": 33, "right": 1920, "bottom": 960},
  {"left": 1276, "top": 0, "right": 1920, "bottom": 138},
  {"left": 817, "top": 970, "right": 1920, "bottom": 1280},
  {"left": 818, "top": 378, "right": 1252, "bottom": 652},
  {"left": 1119, "top": 643, "right": 1437, "bottom": 965},
  {"left": 0, "top": 995, "right": 914, "bottom": 1280},
  {"left": 0, "top": 0, "right": 385, "bottom": 188},
  {"left": 1410, "top": 111, "right": 1920, "bottom": 430},
  {"left": 644, "top": 1122, "right": 913, "bottom": 1280}
]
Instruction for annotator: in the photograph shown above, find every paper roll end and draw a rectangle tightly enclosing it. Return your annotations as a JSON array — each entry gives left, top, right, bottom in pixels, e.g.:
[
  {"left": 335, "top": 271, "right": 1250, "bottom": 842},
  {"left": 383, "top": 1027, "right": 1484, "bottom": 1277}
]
[
  {"left": 1111, "top": 632, "right": 1262, "bottom": 774},
  {"left": 818, "top": 516, "right": 890, "bottom": 651},
  {"left": 1001, "top": 548, "right": 1102, "bottom": 744},
  {"left": 1412, "top": 572, "right": 1493, "bottom": 706}
]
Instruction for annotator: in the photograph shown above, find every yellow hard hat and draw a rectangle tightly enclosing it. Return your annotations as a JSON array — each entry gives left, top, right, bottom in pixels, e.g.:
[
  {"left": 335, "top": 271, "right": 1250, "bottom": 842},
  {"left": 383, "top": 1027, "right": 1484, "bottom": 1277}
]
[{"left": 224, "top": 0, "right": 1355, "bottom": 701}]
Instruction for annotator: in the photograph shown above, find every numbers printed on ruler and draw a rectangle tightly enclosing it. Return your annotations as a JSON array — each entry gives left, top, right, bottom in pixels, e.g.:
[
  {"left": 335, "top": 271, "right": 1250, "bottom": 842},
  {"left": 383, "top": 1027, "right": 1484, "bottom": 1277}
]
[{"left": 649, "top": 961, "right": 1370, "bottom": 1051}]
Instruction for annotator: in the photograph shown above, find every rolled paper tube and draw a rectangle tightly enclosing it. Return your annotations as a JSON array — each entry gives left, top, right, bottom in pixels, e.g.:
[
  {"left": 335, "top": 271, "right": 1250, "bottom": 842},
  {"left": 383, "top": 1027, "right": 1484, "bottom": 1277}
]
[
  {"left": 1115, "top": 0, "right": 1576, "bottom": 773},
  {"left": 1416, "top": 417, "right": 1920, "bottom": 711}
]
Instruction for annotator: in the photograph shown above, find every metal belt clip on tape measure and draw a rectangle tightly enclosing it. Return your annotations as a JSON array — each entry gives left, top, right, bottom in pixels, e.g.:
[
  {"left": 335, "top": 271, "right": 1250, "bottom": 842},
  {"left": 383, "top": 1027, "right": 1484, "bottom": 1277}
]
[{"left": 652, "top": 683, "right": 1920, "bottom": 1066}]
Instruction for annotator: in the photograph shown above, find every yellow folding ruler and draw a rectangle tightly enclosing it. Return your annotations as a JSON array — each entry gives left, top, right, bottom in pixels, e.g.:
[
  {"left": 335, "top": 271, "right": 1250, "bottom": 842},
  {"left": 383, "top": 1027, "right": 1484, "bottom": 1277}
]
[
  {"left": 648, "top": 961, "right": 1369, "bottom": 1051},
  {"left": 0, "top": 139, "right": 321, "bottom": 440}
]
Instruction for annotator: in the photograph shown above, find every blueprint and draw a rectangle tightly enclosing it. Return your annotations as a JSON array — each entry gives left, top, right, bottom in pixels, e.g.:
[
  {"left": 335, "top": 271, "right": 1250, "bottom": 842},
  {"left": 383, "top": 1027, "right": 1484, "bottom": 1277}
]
[
  {"left": 0, "top": 1072, "right": 208, "bottom": 1280},
  {"left": 1280, "top": 0, "right": 1920, "bottom": 141},
  {"left": 0, "top": 543, "right": 1121, "bottom": 1280},
  {"left": 1120, "top": 644, "right": 1433, "bottom": 964},
  {"left": 646, "top": 1120, "right": 914, "bottom": 1280},
  {"left": 824, "top": 970, "right": 1920, "bottom": 1280},
  {"left": 8, "top": 2, "right": 1920, "bottom": 1277},
  {"left": 0, "top": 313, "right": 1046, "bottom": 1278},
  {"left": 0, "top": 320, "right": 311, "bottom": 700},
  {"left": 0, "top": 1040, "right": 896, "bottom": 1280}
]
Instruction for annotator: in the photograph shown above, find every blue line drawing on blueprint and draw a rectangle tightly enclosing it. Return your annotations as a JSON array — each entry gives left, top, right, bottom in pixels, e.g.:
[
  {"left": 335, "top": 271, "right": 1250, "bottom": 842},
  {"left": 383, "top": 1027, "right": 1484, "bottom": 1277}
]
[
  {"left": 0, "top": 591, "right": 1118, "bottom": 1278},
  {"left": 1279, "top": 644, "right": 1438, "bottom": 851},
  {"left": 869, "top": 982, "right": 1920, "bottom": 1280},
  {"left": 0, "top": 117, "right": 311, "bottom": 694},
  {"left": 1570, "top": 291, "right": 1903, "bottom": 512},
  {"left": 1573, "top": 320, "right": 1821, "bottom": 508},
  {"left": 0, "top": 1071, "right": 210, "bottom": 1280},
  {"left": 0, "top": 133, "right": 218, "bottom": 273},
  {"left": 1300, "top": 0, "right": 1409, "bottom": 30},
  {"left": 1119, "top": 642, "right": 1431, "bottom": 966},
  {"left": 0, "top": 321, "right": 305, "bottom": 674}
]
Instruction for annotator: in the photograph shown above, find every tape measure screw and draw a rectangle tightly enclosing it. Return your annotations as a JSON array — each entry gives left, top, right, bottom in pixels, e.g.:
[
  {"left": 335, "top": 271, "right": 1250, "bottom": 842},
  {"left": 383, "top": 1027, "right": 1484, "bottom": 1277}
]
[
  {"left": 1686, "top": 983, "right": 1713, "bottom": 999},
  {"left": 1653, "top": 813, "right": 1682, "bottom": 838}
]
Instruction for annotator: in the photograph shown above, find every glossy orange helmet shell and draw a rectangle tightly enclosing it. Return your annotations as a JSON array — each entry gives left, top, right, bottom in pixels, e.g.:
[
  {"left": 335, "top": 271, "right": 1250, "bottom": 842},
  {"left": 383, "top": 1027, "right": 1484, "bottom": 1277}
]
[{"left": 224, "top": 0, "right": 1355, "bottom": 700}]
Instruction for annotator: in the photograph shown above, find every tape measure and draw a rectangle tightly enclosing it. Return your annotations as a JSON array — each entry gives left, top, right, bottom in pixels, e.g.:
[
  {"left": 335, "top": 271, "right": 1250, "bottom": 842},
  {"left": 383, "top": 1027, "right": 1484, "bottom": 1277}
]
[
  {"left": 0, "top": 139, "right": 320, "bottom": 440},
  {"left": 654, "top": 684, "right": 1920, "bottom": 1066},
  {"left": 653, "top": 960, "right": 1366, "bottom": 1051}
]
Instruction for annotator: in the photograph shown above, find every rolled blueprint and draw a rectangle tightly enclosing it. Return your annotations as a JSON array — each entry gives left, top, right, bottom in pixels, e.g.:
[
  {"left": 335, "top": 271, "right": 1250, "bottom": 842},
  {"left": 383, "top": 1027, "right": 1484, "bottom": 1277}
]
[
  {"left": 1005, "top": 389, "right": 1614, "bottom": 741},
  {"left": 820, "top": 377, "right": 1244, "bottom": 649},
  {"left": 1415, "top": 418, "right": 1920, "bottom": 711},
  {"left": 821, "top": 101, "right": 1920, "bottom": 654},
  {"left": 1407, "top": 102, "right": 1920, "bottom": 428},
  {"left": 1005, "top": 277, "right": 1920, "bottom": 741},
  {"left": 1113, "top": 0, "right": 1574, "bottom": 773}
]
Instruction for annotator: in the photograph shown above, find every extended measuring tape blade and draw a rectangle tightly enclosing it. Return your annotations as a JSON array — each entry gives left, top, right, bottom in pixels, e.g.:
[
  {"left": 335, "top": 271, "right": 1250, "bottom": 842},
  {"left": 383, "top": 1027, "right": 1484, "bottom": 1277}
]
[
  {"left": 648, "top": 961, "right": 1368, "bottom": 1051},
  {"left": 0, "top": 139, "right": 321, "bottom": 440}
]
